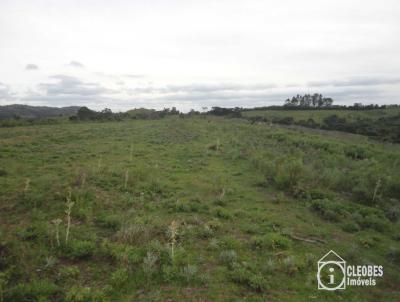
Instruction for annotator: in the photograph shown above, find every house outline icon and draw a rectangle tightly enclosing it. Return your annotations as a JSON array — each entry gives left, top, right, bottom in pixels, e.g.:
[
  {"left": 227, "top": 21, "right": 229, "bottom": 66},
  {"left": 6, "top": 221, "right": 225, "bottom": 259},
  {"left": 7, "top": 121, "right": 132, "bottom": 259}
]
[{"left": 317, "top": 250, "right": 346, "bottom": 290}]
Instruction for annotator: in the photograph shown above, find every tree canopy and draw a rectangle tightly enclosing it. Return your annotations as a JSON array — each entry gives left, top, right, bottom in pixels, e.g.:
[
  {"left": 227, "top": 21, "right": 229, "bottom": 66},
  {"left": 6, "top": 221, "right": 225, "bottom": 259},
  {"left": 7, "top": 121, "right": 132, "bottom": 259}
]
[{"left": 284, "top": 94, "right": 333, "bottom": 108}]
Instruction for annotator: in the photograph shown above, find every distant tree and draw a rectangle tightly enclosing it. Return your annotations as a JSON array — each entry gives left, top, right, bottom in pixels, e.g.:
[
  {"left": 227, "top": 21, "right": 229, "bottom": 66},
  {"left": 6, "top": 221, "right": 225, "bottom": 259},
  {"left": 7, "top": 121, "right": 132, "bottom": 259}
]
[
  {"left": 208, "top": 107, "right": 242, "bottom": 117},
  {"left": 170, "top": 107, "right": 179, "bottom": 115},
  {"left": 188, "top": 109, "right": 200, "bottom": 116},
  {"left": 283, "top": 94, "right": 334, "bottom": 108},
  {"left": 100, "top": 108, "right": 113, "bottom": 119},
  {"left": 324, "top": 98, "right": 333, "bottom": 107},
  {"left": 77, "top": 107, "right": 97, "bottom": 120}
]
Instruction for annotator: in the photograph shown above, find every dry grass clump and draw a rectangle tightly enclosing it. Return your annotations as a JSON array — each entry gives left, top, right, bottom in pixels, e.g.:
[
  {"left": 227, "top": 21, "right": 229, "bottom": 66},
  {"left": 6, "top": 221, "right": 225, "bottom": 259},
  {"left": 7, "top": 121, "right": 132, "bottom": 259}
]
[
  {"left": 167, "top": 220, "right": 179, "bottom": 262},
  {"left": 51, "top": 218, "right": 62, "bottom": 247},
  {"left": 115, "top": 224, "right": 149, "bottom": 244}
]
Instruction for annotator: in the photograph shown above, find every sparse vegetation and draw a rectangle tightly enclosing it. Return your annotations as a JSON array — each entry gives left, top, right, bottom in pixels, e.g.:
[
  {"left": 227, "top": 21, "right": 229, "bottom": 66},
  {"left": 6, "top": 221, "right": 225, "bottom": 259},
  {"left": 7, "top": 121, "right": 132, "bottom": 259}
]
[{"left": 0, "top": 115, "right": 399, "bottom": 301}]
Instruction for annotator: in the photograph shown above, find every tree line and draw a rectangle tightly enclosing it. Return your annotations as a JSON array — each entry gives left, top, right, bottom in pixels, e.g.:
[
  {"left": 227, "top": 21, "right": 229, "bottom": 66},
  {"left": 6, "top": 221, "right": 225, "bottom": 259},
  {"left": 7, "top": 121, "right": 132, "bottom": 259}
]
[{"left": 284, "top": 94, "right": 333, "bottom": 108}]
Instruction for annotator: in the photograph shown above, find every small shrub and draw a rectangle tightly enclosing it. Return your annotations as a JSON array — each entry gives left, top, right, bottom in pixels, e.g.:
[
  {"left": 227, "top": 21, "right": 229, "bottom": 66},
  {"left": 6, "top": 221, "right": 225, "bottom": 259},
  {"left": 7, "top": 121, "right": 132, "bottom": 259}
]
[
  {"left": 229, "top": 264, "right": 267, "bottom": 292},
  {"left": 115, "top": 224, "right": 148, "bottom": 244},
  {"left": 6, "top": 280, "right": 60, "bottom": 302},
  {"left": 248, "top": 273, "right": 267, "bottom": 292},
  {"left": 110, "top": 268, "right": 129, "bottom": 289},
  {"left": 219, "top": 250, "right": 237, "bottom": 268},
  {"left": 17, "top": 222, "right": 48, "bottom": 242},
  {"left": 358, "top": 234, "right": 380, "bottom": 248},
  {"left": 344, "top": 145, "right": 368, "bottom": 160},
  {"left": 162, "top": 265, "right": 179, "bottom": 282},
  {"left": 341, "top": 221, "right": 361, "bottom": 233},
  {"left": 251, "top": 233, "right": 291, "bottom": 250},
  {"left": 384, "top": 205, "right": 400, "bottom": 222},
  {"left": 387, "top": 247, "right": 400, "bottom": 264},
  {"left": 143, "top": 251, "right": 158, "bottom": 279},
  {"left": 197, "top": 224, "right": 214, "bottom": 239},
  {"left": 206, "top": 219, "right": 222, "bottom": 231},
  {"left": 208, "top": 238, "right": 219, "bottom": 250},
  {"left": 262, "top": 260, "right": 276, "bottom": 274},
  {"left": 66, "top": 240, "right": 95, "bottom": 259},
  {"left": 65, "top": 286, "right": 104, "bottom": 302},
  {"left": 359, "top": 214, "right": 390, "bottom": 233},
  {"left": 229, "top": 264, "right": 250, "bottom": 284},
  {"left": 175, "top": 200, "right": 205, "bottom": 213},
  {"left": 308, "top": 188, "right": 332, "bottom": 200},
  {"left": 181, "top": 264, "right": 198, "bottom": 283},
  {"left": 214, "top": 207, "right": 232, "bottom": 219},
  {"left": 309, "top": 199, "right": 343, "bottom": 222},
  {"left": 282, "top": 255, "right": 299, "bottom": 276},
  {"left": 59, "top": 266, "right": 80, "bottom": 281},
  {"left": 304, "top": 253, "right": 315, "bottom": 268},
  {"left": 219, "top": 236, "right": 240, "bottom": 250},
  {"left": 274, "top": 158, "right": 304, "bottom": 193},
  {"left": 100, "top": 240, "right": 143, "bottom": 266},
  {"left": 95, "top": 214, "right": 121, "bottom": 231}
]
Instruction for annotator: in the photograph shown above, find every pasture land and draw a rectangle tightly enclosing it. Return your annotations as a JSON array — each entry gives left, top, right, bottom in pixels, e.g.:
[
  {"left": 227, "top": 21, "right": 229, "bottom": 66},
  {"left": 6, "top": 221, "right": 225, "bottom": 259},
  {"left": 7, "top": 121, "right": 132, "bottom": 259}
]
[{"left": 1, "top": 117, "right": 399, "bottom": 301}]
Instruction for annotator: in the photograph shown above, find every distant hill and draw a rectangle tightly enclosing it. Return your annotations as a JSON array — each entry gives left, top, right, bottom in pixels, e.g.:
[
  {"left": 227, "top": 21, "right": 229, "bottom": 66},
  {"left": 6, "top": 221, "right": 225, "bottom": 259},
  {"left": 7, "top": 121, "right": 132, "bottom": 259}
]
[{"left": 0, "top": 104, "right": 81, "bottom": 119}]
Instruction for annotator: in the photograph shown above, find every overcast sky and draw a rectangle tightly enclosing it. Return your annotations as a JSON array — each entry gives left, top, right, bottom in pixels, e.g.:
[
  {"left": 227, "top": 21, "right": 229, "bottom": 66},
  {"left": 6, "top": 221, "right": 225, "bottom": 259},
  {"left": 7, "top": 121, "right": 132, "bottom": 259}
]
[{"left": 0, "top": 0, "right": 399, "bottom": 111}]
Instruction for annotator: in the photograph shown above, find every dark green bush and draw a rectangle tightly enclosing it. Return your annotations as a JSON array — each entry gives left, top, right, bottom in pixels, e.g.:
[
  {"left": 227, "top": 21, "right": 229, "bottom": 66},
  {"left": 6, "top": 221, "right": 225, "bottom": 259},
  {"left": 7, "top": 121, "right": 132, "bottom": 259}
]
[
  {"left": 100, "top": 240, "right": 143, "bottom": 265},
  {"left": 229, "top": 263, "right": 267, "bottom": 292},
  {"left": 65, "top": 285, "right": 105, "bottom": 302},
  {"left": 273, "top": 158, "right": 304, "bottom": 193},
  {"left": 387, "top": 247, "right": 400, "bottom": 264},
  {"left": 384, "top": 204, "right": 400, "bottom": 222},
  {"left": 214, "top": 207, "right": 232, "bottom": 219},
  {"left": 6, "top": 280, "right": 60, "bottom": 302},
  {"left": 66, "top": 240, "right": 96, "bottom": 259},
  {"left": 110, "top": 268, "right": 129, "bottom": 289},
  {"left": 359, "top": 214, "right": 390, "bottom": 233},
  {"left": 344, "top": 145, "right": 369, "bottom": 160},
  {"left": 309, "top": 199, "right": 343, "bottom": 222},
  {"left": 95, "top": 214, "right": 121, "bottom": 231},
  {"left": 251, "top": 233, "right": 291, "bottom": 250},
  {"left": 341, "top": 221, "right": 361, "bottom": 233}
]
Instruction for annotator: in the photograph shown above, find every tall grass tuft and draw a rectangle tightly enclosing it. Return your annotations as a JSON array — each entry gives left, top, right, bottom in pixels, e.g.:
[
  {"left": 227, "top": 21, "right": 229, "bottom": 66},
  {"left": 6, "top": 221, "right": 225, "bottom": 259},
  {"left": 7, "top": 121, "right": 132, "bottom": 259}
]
[
  {"left": 143, "top": 251, "right": 158, "bottom": 282},
  {"left": 124, "top": 169, "right": 129, "bottom": 189},
  {"left": 65, "top": 189, "right": 74, "bottom": 245},
  {"left": 372, "top": 178, "right": 381, "bottom": 203},
  {"left": 23, "top": 178, "right": 30, "bottom": 193},
  {"left": 168, "top": 221, "right": 179, "bottom": 264},
  {"left": 51, "top": 218, "right": 62, "bottom": 247},
  {"left": 129, "top": 143, "right": 133, "bottom": 162}
]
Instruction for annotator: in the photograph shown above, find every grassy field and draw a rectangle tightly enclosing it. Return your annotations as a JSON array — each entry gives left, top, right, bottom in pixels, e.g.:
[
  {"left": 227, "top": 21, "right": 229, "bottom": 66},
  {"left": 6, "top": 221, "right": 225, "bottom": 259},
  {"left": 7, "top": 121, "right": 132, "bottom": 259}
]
[
  {"left": 242, "top": 107, "right": 400, "bottom": 123},
  {"left": 1, "top": 116, "right": 399, "bottom": 301}
]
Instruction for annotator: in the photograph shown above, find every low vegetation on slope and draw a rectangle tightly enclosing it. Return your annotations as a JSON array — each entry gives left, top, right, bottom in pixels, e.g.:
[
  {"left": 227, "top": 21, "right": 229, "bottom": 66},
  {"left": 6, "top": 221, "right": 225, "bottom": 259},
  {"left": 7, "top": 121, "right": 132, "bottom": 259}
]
[
  {"left": 243, "top": 107, "right": 400, "bottom": 143},
  {"left": 0, "top": 117, "right": 399, "bottom": 301}
]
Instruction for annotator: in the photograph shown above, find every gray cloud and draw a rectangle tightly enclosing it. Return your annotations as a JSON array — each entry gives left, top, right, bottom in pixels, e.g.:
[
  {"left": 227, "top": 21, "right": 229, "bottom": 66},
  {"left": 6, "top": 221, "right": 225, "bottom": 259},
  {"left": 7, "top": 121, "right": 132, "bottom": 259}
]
[
  {"left": 38, "top": 74, "right": 116, "bottom": 97},
  {"left": 0, "top": 82, "right": 16, "bottom": 103},
  {"left": 0, "top": 82, "right": 10, "bottom": 98},
  {"left": 25, "top": 64, "right": 39, "bottom": 70},
  {"left": 122, "top": 82, "right": 392, "bottom": 110},
  {"left": 69, "top": 61, "right": 85, "bottom": 68},
  {"left": 13, "top": 74, "right": 398, "bottom": 111},
  {"left": 308, "top": 76, "right": 400, "bottom": 87},
  {"left": 128, "top": 83, "right": 278, "bottom": 94},
  {"left": 123, "top": 74, "right": 145, "bottom": 79}
]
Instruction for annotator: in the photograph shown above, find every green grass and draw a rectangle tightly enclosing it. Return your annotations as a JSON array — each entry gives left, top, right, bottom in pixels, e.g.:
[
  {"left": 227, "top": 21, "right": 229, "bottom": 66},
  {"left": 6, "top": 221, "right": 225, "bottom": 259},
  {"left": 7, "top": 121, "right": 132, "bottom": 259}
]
[
  {"left": 243, "top": 107, "right": 400, "bottom": 123},
  {"left": 0, "top": 116, "right": 399, "bottom": 301}
]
